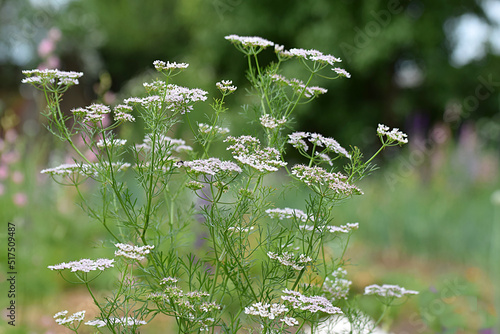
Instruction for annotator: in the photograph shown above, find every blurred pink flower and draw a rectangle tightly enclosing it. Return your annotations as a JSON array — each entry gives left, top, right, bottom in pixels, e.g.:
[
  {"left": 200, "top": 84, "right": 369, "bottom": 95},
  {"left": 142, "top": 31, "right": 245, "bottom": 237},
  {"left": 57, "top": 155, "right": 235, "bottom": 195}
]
[
  {"left": 0, "top": 165, "right": 8, "bottom": 180},
  {"left": 104, "top": 91, "right": 117, "bottom": 105},
  {"left": 85, "top": 149, "right": 98, "bottom": 162},
  {"left": 42, "top": 55, "right": 61, "bottom": 70},
  {"left": 5, "top": 129, "right": 17, "bottom": 143},
  {"left": 1, "top": 151, "right": 20, "bottom": 164},
  {"left": 13, "top": 193, "right": 28, "bottom": 207},
  {"left": 12, "top": 171, "right": 24, "bottom": 184},
  {"left": 38, "top": 38, "right": 55, "bottom": 58},
  {"left": 48, "top": 27, "right": 62, "bottom": 42}
]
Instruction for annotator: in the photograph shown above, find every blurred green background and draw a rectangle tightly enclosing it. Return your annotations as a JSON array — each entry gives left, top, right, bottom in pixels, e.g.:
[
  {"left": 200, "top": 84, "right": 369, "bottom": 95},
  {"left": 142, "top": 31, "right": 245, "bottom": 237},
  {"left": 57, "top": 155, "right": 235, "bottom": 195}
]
[{"left": 1, "top": 0, "right": 500, "bottom": 332}]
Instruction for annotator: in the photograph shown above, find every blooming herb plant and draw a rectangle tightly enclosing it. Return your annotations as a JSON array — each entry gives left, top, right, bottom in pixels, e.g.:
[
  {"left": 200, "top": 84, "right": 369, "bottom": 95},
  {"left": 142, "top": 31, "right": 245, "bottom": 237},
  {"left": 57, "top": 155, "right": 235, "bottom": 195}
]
[{"left": 23, "top": 35, "right": 415, "bottom": 333}]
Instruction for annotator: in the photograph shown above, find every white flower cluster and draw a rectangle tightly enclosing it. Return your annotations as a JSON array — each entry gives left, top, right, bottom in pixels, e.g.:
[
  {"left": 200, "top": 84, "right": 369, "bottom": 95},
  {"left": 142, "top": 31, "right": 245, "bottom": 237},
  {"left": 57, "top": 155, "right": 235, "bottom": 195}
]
[
  {"left": 71, "top": 103, "right": 111, "bottom": 123},
  {"left": 323, "top": 268, "right": 352, "bottom": 300},
  {"left": 333, "top": 67, "right": 351, "bottom": 78},
  {"left": 85, "top": 317, "right": 147, "bottom": 328},
  {"left": 114, "top": 243, "right": 154, "bottom": 261},
  {"left": 291, "top": 165, "right": 363, "bottom": 196},
  {"left": 315, "top": 152, "right": 333, "bottom": 166},
  {"left": 299, "top": 222, "right": 359, "bottom": 234},
  {"left": 48, "top": 258, "right": 115, "bottom": 272},
  {"left": 22, "top": 69, "right": 83, "bottom": 87},
  {"left": 225, "top": 35, "right": 274, "bottom": 48},
  {"left": 377, "top": 124, "right": 408, "bottom": 145},
  {"left": 270, "top": 74, "right": 328, "bottom": 99},
  {"left": 216, "top": 80, "right": 237, "bottom": 94},
  {"left": 160, "top": 276, "right": 179, "bottom": 285},
  {"left": 143, "top": 79, "right": 167, "bottom": 94},
  {"left": 96, "top": 138, "right": 127, "bottom": 148},
  {"left": 288, "top": 132, "right": 351, "bottom": 159},
  {"left": 41, "top": 163, "right": 86, "bottom": 176},
  {"left": 54, "top": 310, "right": 86, "bottom": 325},
  {"left": 41, "top": 162, "right": 131, "bottom": 178},
  {"left": 149, "top": 277, "right": 221, "bottom": 328},
  {"left": 113, "top": 104, "right": 135, "bottom": 122},
  {"left": 281, "top": 289, "right": 342, "bottom": 315},
  {"left": 137, "top": 134, "right": 193, "bottom": 153},
  {"left": 181, "top": 158, "right": 242, "bottom": 176},
  {"left": 267, "top": 251, "right": 312, "bottom": 271},
  {"left": 259, "top": 114, "right": 286, "bottom": 129},
  {"left": 225, "top": 135, "right": 287, "bottom": 173},
  {"left": 153, "top": 60, "right": 189, "bottom": 71},
  {"left": 275, "top": 46, "right": 341, "bottom": 66},
  {"left": 124, "top": 84, "right": 207, "bottom": 114},
  {"left": 244, "top": 302, "right": 288, "bottom": 320},
  {"left": 198, "top": 123, "right": 230, "bottom": 135},
  {"left": 364, "top": 284, "right": 419, "bottom": 298},
  {"left": 265, "top": 207, "right": 310, "bottom": 223},
  {"left": 228, "top": 226, "right": 255, "bottom": 233}
]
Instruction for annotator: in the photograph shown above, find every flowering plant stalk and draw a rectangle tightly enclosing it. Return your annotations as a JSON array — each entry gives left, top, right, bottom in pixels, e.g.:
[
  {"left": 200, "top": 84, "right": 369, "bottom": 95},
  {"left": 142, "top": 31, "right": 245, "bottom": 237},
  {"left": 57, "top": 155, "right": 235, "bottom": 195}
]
[{"left": 24, "top": 35, "right": 415, "bottom": 333}]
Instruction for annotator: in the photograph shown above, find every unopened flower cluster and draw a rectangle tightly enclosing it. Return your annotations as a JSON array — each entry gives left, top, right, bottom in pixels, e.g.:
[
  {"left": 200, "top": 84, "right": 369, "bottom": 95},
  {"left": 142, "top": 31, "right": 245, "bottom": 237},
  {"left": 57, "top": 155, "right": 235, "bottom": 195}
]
[
  {"left": 114, "top": 243, "right": 154, "bottom": 261},
  {"left": 225, "top": 135, "right": 287, "bottom": 173}
]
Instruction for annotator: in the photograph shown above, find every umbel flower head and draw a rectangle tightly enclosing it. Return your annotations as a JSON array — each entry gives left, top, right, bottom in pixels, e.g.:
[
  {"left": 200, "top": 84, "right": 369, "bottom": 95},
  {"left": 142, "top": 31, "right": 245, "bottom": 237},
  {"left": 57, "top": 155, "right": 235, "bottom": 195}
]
[
  {"left": 216, "top": 80, "right": 237, "bottom": 94},
  {"left": 114, "top": 243, "right": 154, "bottom": 261},
  {"left": 377, "top": 124, "right": 408, "bottom": 145},
  {"left": 288, "top": 131, "right": 351, "bottom": 159},
  {"left": 22, "top": 69, "right": 83, "bottom": 91},
  {"left": 48, "top": 258, "right": 115, "bottom": 272},
  {"left": 291, "top": 164, "right": 363, "bottom": 197},
  {"left": 364, "top": 284, "right": 419, "bottom": 298},
  {"left": 225, "top": 34, "right": 274, "bottom": 48},
  {"left": 225, "top": 135, "right": 287, "bottom": 173},
  {"left": 54, "top": 310, "right": 86, "bottom": 326}
]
